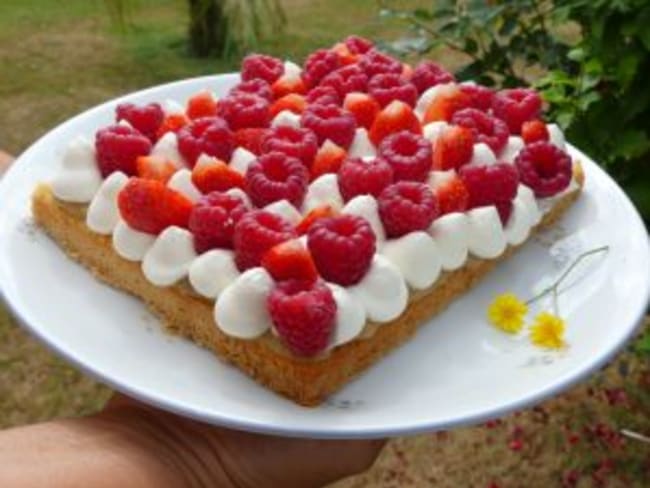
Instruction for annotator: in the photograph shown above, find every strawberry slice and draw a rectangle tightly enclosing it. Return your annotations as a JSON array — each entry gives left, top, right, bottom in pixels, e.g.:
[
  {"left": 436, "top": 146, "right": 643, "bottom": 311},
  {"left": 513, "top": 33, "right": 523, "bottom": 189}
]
[
  {"left": 270, "top": 94, "right": 307, "bottom": 117},
  {"left": 423, "top": 87, "right": 472, "bottom": 123},
  {"left": 521, "top": 119, "right": 549, "bottom": 144},
  {"left": 233, "top": 128, "right": 270, "bottom": 155},
  {"left": 401, "top": 63, "right": 414, "bottom": 80},
  {"left": 432, "top": 126, "right": 474, "bottom": 170},
  {"left": 118, "top": 178, "right": 193, "bottom": 234},
  {"left": 369, "top": 100, "right": 421, "bottom": 146},
  {"left": 261, "top": 239, "right": 319, "bottom": 282},
  {"left": 343, "top": 92, "right": 380, "bottom": 130},
  {"left": 136, "top": 155, "right": 177, "bottom": 183},
  {"left": 331, "top": 42, "right": 359, "bottom": 65},
  {"left": 271, "top": 75, "right": 307, "bottom": 99},
  {"left": 191, "top": 158, "right": 245, "bottom": 193},
  {"left": 435, "top": 175, "right": 470, "bottom": 215},
  {"left": 295, "top": 205, "right": 337, "bottom": 234},
  {"left": 186, "top": 91, "right": 219, "bottom": 119},
  {"left": 156, "top": 113, "right": 189, "bottom": 139},
  {"left": 310, "top": 140, "right": 347, "bottom": 180}
]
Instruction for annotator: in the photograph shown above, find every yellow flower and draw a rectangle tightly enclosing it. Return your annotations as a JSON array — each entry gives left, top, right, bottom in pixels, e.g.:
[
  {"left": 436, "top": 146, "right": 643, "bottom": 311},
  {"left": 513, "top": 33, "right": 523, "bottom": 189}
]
[
  {"left": 530, "top": 312, "right": 566, "bottom": 349},
  {"left": 487, "top": 293, "right": 528, "bottom": 333}
]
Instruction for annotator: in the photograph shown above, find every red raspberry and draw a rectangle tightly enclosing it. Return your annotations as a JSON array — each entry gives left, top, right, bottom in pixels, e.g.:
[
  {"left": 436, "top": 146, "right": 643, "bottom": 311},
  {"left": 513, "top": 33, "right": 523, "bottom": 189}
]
[
  {"left": 435, "top": 175, "right": 470, "bottom": 215},
  {"left": 115, "top": 102, "right": 164, "bottom": 142},
  {"left": 260, "top": 126, "right": 318, "bottom": 167},
  {"left": 367, "top": 73, "right": 418, "bottom": 108},
  {"left": 305, "top": 86, "right": 341, "bottom": 106},
  {"left": 458, "top": 163, "right": 519, "bottom": 223},
  {"left": 358, "top": 49, "right": 402, "bottom": 78},
  {"left": 378, "top": 130, "right": 432, "bottom": 182},
  {"left": 378, "top": 181, "right": 438, "bottom": 237},
  {"left": 233, "top": 128, "right": 270, "bottom": 155},
  {"left": 451, "top": 108, "right": 509, "bottom": 154},
  {"left": 308, "top": 214, "right": 376, "bottom": 285},
  {"left": 188, "top": 192, "right": 248, "bottom": 252},
  {"left": 460, "top": 84, "right": 494, "bottom": 111},
  {"left": 95, "top": 124, "right": 152, "bottom": 177},
  {"left": 515, "top": 141, "right": 572, "bottom": 197},
  {"left": 344, "top": 35, "right": 374, "bottom": 54},
  {"left": 410, "top": 61, "right": 455, "bottom": 94},
  {"left": 302, "top": 49, "right": 341, "bottom": 88},
  {"left": 338, "top": 157, "right": 394, "bottom": 201},
  {"left": 319, "top": 65, "right": 369, "bottom": 99},
  {"left": 245, "top": 151, "right": 309, "bottom": 208},
  {"left": 267, "top": 279, "right": 336, "bottom": 356},
  {"left": 492, "top": 88, "right": 542, "bottom": 134},
  {"left": 233, "top": 210, "right": 297, "bottom": 270},
  {"left": 217, "top": 93, "right": 270, "bottom": 130},
  {"left": 300, "top": 104, "right": 357, "bottom": 148},
  {"left": 177, "top": 117, "right": 234, "bottom": 166},
  {"left": 241, "top": 53, "right": 283, "bottom": 84},
  {"left": 521, "top": 119, "right": 549, "bottom": 144},
  {"left": 229, "top": 79, "right": 273, "bottom": 102}
]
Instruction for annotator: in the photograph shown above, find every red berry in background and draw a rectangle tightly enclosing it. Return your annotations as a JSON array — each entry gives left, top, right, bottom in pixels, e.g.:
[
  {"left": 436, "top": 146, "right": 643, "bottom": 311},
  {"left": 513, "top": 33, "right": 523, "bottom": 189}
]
[
  {"left": 177, "top": 116, "right": 234, "bottom": 166},
  {"left": 270, "top": 93, "right": 307, "bottom": 117},
  {"left": 96, "top": 124, "right": 152, "bottom": 177},
  {"left": 344, "top": 35, "right": 374, "bottom": 54},
  {"left": 300, "top": 104, "right": 357, "bottom": 148},
  {"left": 367, "top": 73, "right": 418, "bottom": 108},
  {"left": 115, "top": 102, "right": 164, "bottom": 142},
  {"left": 410, "top": 61, "right": 455, "bottom": 94},
  {"left": 459, "top": 163, "right": 519, "bottom": 223},
  {"left": 492, "top": 88, "right": 542, "bottom": 134},
  {"left": 308, "top": 214, "right": 376, "bottom": 286},
  {"left": 378, "top": 181, "right": 438, "bottom": 237},
  {"left": 245, "top": 151, "right": 309, "bottom": 208},
  {"left": 306, "top": 85, "right": 342, "bottom": 106},
  {"left": 295, "top": 205, "right": 337, "bottom": 234},
  {"left": 435, "top": 175, "right": 470, "bottom": 215},
  {"left": 521, "top": 119, "right": 549, "bottom": 144},
  {"left": 358, "top": 49, "right": 403, "bottom": 78},
  {"left": 432, "top": 126, "right": 475, "bottom": 171},
  {"left": 261, "top": 125, "right": 318, "bottom": 168},
  {"left": 156, "top": 113, "right": 190, "bottom": 139},
  {"left": 186, "top": 91, "right": 219, "bottom": 119},
  {"left": 319, "top": 64, "right": 369, "bottom": 99},
  {"left": 233, "top": 128, "right": 270, "bottom": 155},
  {"left": 310, "top": 141, "right": 347, "bottom": 180},
  {"left": 267, "top": 279, "right": 336, "bottom": 357},
  {"left": 136, "top": 155, "right": 176, "bottom": 183},
  {"left": 423, "top": 87, "right": 472, "bottom": 123},
  {"left": 343, "top": 92, "right": 380, "bottom": 130},
  {"left": 188, "top": 191, "right": 248, "bottom": 252},
  {"left": 261, "top": 239, "right": 319, "bottom": 283},
  {"left": 217, "top": 93, "right": 271, "bottom": 130},
  {"left": 460, "top": 83, "right": 494, "bottom": 111},
  {"left": 117, "top": 177, "right": 193, "bottom": 235},
  {"left": 515, "top": 141, "right": 572, "bottom": 197},
  {"left": 233, "top": 210, "right": 296, "bottom": 270},
  {"left": 229, "top": 78, "right": 273, "bottom": 102},
  {"left": 191, "top": 158, "right": 245, "bottom": 193},
  {"left": 369, "top": 100, "right": 421, "bottom": 146},
  {"left": 338, "top": 157, "right": 394, "bottom": 201},
  {"left": 451, "top": 108, "right": 509, "bottom": 153},
  {"left": 302, "top": 49, "right": 341, "bottom": 88},
  {"left": 378, "top": 130, "right": 432, "bottom": 182},
  {"left": 241, "top": 53, "right": 284, "bottom": 84}
]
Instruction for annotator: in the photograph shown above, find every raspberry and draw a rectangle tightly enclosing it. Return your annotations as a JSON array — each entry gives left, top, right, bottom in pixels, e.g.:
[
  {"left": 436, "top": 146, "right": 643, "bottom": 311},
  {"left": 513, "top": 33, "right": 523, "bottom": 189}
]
[
  {"left": 492, "top": 88, "right": 542, "bottom": 134},
  {"left": 369, "top": 100, "right": 421, "bottom": 146},
  {"left": 343, "top": 92, "right": 380, "bottom": 129},
  {"left": 367, "top": 73, "right": 418, "bottom": 108},
  {"left": 95, "top": 124, "right": 152, "bottom": 177},
  {"left": 300, "top": 104, "right": 357, "bottom": 149},
  {"left": 233, "top": 128, "right": 270, "bottom": 155},
  {"left": 358, "top": 49, "right": 402, "bottom": 78},
  {"left": 217, "top": 93, "right": 270, "bottom": 130},
  {"left": 378, "top": 181, "right": 438, "bottom": 237},
  {"left": 515, "top": 141, "right": 572, "bottom": 197},
  {"left": 460, "top": 84, "right": 494, "bottom": 111},
  {"left": 271, "top": 76, "right": 307, "bottom": 99},
  {"left": 458, "top": 163, "right": 519, "bottom": 223},
  {"left": 378, "top": 130, "right": 432, "bottom": 182},
  {"left": 337, "top": 157, "right": 393, "bottom": 201},
  {"left": 319, "top": 64, "right": 369, "bottom": 99},
  {"left": 261, "top": 239, "right": 318, "bottom": 283},
  {"left": 344, "top": 35, "right": 374, "bottom": 54},
  {"left": 191, "top": 159, "right": 245, "bottom": 193},
  {"left": 435, "top": 175, "right": 470, "bottom": 215},
  {"left": 307, "top": 214, "right": 376, "bottom": 285},
  {"left": 410, "top": 61, "right": 455, "bottom": 94},
  {"left": 186, "top": 91, "right": 219, "bottom": 119},
  {"left": 229, "top": 79, "right": 273, "bottom": 102},
  {"left": 136, "top": 155, "right": 176, "bottom": 183},
  {"left": 233, "top": 210, "right": 297, "bottom": 270},
  {"left": 118, "top": 178, "right": 193, "bottom": 234},
  {"left": 310, "top": 140, "right": 347, "bottom": 180},
  {"left": 305, "top": 86, "right": 341, "bottom": 106},
  {"left": 451, "top": 108, "right": 509, "bottom": 154},
  {"left": 115, "top": 102, "right": 164, "bottom": 142},
  {"left": 177, "top": 117, "right": 234, "bottom": 166},
  {"left": 432, "top": 126, "right": 474, "bottom": 170},
  {"left": 241, "top": 53, "right": 283, "bottom": 84},
  {"left": 245, "top": 151, "right": 309, "bottom": 207},
  {"left": 521, "top": 119, "right": 549, "bottom": 144},
  {"left": 260, "top": 126, "right": 318, "bottom": 167},
  {"left": 270, "top": 93, "right": 307, "bottom": 117},
  {"left": 267, "top": 280, "right": 336, "bottom": 356},
  {"left": 302, "top": 49, "right": 341, "bottom": 88},
  {"left": 188, "top": 192, "right": 248, "bottom": 252}
]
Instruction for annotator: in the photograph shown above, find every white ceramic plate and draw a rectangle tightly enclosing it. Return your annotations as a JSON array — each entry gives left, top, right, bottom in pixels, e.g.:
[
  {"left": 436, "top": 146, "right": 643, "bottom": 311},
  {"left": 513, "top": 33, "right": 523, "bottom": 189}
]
[{"left": 0, "top": 74, "right": 648, "bottom": 439}]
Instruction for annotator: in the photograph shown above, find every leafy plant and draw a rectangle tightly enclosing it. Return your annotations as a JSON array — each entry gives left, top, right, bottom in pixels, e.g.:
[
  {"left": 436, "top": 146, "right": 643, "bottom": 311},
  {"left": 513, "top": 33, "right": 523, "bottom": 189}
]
[{"left": 379, "top": 0, "right": 650, "bottom": 222}]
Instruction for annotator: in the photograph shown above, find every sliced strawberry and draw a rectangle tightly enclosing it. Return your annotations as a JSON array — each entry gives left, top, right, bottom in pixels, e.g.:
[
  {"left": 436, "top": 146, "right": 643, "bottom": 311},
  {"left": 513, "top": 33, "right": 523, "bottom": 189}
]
[
  {"left": 369, "top": 100, "right": 421, "bottom": 146},
  {"left": 261, "top": 239, "right": 319, "bottom": 282},
  {"left": 295, "top": 205, "right": 337, "bottom": 234},
  {"left": 401, "top": 63, "right": 414, "bottom": 80},
  {"left": 423, "top": 87, "right": 472, "bottom": 123},
  {"left": 310, "top": 140, "right": 347, "bottom": 180},
  {"left": 331, "top": 42, "right": 359, "bottom": 65},
  {"left": 117, "top": 178, "right": 193, "bottom": 234},
  {"left": 521, "top": 119, "right": 549, "bottom": 144},
  {"left": 271, "top": 75, "right": 307, "bottom": 99},
  {"left": 191, "top": 159, "right": 245, "bottom": 193},
  {"left": 435, "top": 175, "right": 470, "bottom": 215},
  {"left": 186, "top": 91, "right": 219, "bottom": 119},
  {"left": 136, "top": 155, "right": 177, "bottom": 183},
  {"left": 269, "top": 93, "right": 307, "bottom": 118},
  {"left": 343, "top": 92, "right": 381, "bottom": 130},
  {"left": 432, "top": 126, "right": 474, "bottom": 170},
  {"left": 233, "top": 128, "right": 271, "bottom": 155},
  {"left": 156, "top": 113, "right": 189, "bottom": 139}
]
